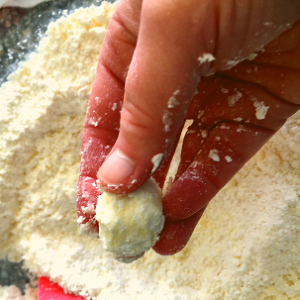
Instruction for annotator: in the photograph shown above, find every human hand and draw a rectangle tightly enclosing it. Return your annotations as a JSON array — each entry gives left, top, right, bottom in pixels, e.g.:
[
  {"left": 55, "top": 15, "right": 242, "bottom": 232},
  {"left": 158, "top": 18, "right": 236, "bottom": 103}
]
[{"left": 77, "top": 0, "right": 300, "bottom": 254}]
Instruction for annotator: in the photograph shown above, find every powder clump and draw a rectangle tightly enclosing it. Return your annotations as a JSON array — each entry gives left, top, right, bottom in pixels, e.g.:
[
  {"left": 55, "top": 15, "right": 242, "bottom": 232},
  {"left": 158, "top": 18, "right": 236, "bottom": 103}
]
[{"left": 95, "top": 178, "right": 164, "bottom": 262}]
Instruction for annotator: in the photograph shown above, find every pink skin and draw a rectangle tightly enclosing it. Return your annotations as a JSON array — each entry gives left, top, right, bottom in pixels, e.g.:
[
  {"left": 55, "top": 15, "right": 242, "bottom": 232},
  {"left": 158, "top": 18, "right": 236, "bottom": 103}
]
[{"left": 77, "top": 0, "right": 300, "bottom": 255}]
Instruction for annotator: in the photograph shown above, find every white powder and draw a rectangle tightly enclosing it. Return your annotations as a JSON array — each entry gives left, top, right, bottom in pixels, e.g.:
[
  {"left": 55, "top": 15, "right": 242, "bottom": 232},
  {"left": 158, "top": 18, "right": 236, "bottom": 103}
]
[
  {"left": 233, "top": 117, "right": 243, "bottom": 122},
  {"left": 225, "top": 155, "right": 233, "bottom": 163},
  {"left": 208, "top": 149, "right": 220, "bottom": 162},
  {"left": 111, "top": 102, "right": 117, "bottom": 111},
  {"left": 164, "top": 90, "right": 181, "bottom": 130},
  {"left": 1, "top": 3, "right": 300, "bottom": 300},
  {"left": 247, "top": 52, "right": 258, "bottom": 61},
  {"left": 198, "top": 53, "right": 215, "bottom": 65},
  {"left": 81, "top": 204, "right": 95, "bottom": 215},
  {"left": 228, "top": 91, "right": 243, "bottom": 106},
  {"left": 151, "top": 153, "right": 163, "bottom": 174},
  {"left": 167, "top": 90, "right": 180, "bottom": 108},
  {"left": 162, "top": 111, "right": 172, "bottom": 132},
  {"left": 254, "top": 100, "right": 270, "bottom": 120},
  {"left": 198, "top": 53, "right": 215, "bottom": 75}
]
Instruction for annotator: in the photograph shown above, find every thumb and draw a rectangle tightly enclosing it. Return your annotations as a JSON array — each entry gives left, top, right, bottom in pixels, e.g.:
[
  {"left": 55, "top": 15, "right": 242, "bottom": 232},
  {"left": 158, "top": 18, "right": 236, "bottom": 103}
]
[{"left": 98, "top": 1, "right": 209, "bottom": 193}]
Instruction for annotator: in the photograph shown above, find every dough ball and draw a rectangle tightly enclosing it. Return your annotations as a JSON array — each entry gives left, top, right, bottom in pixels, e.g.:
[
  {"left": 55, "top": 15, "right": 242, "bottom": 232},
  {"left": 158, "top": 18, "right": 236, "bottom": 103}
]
[{"left": 95, "top": 178, "right": 165, "bottom": 259}]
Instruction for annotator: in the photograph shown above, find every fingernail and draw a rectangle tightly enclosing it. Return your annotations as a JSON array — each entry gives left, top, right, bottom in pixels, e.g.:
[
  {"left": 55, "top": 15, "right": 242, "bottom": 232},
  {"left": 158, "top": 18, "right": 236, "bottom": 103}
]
[{"left": 98, "top": 149, "right": 135, "bottom": 184}]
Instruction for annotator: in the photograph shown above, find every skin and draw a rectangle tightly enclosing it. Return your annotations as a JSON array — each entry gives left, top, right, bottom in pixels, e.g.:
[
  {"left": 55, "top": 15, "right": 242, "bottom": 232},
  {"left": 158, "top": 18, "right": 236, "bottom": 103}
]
[{"left": 77, "top": 0, "right": 300, "bottom": 255}]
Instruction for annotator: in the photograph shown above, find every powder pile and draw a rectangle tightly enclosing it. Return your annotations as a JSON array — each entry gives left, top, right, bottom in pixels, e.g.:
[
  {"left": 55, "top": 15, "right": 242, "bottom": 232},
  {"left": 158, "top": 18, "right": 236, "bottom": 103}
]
[{"left": 1, "top": 2, "right": 300, "bottom": 300}]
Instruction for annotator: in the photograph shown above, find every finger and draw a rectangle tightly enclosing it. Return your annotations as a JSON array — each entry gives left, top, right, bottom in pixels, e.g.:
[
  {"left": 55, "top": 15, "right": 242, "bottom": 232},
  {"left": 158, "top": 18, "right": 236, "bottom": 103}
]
[
  {"left": 164, "top": 85, "right": 299, "bottom": 221},
  {"left": 77, "top": 0, "right": 141, "bottom": 232},
  {"left": 82, "top": 0, "right": 141, "bottom": 178},
  {"left": 220, "top": 20, "right": 300, "bottom": 106},
  {"left": 222, "top": 61, "right": 300, "bottom": 105},
  {"left": 163, "top": 122, "right": 273, "bottom": 221},
  {"left": 157, "top": 27, "right": 300, "bottom": 250},
  {"left": 188, "top": 75, "right": 299, "bottom": 132},
  {"left": 152, "top": 208, "right": 205, "bottom": 256},
  {"left": 97, "top": 0, "right": 217, "bottom": 193},
  {"left": 176, "top": 73, "right": 299, "bottom": 172},
  {"left": 157, "top": 3, "right": 300, "bottom": 256},
  {"left": 154, "top": 68, "right": 300, "bottom": 253}
]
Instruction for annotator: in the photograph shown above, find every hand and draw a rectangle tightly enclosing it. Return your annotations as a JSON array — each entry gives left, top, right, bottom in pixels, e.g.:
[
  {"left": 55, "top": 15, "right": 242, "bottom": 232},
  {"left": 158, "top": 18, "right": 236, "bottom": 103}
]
[{"left": 77, "top": 0, "right": 300, "bottom": 254}]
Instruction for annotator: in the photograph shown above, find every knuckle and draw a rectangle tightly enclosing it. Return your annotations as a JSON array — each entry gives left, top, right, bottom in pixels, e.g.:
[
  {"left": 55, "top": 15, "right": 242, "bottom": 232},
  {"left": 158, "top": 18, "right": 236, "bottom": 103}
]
[{"left": 121, "top": 100, "right": 157, "bottom": 141}]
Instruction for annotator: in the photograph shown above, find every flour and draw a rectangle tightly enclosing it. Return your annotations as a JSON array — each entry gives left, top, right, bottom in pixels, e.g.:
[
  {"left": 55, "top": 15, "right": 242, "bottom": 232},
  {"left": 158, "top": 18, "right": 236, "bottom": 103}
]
[
  {"left": 208, "top": 149, "right": 220, "bottom": 162},
  {"left": 254, "top": 100, "right": 270, "bottom": 120},
  {"left": 1, "top": 2, "right": 300, "bottom": 300},
  {"left": 151, "top": 153, "right": 163, "bottom": 174},
  {"left": 225, "top": 155, "right": 233, "bottom": 163},
  {"left": 167, "top": 90, "right": 180, "bottom": 108},
  {"left": 198, "top": 53, "right": 215, "bottom": 65},
  {"left": 221, "top": 88, "right": 229, "bottom": 93},
  {"left": 228, "top": 91, "right": 243, "bottom": 106}
]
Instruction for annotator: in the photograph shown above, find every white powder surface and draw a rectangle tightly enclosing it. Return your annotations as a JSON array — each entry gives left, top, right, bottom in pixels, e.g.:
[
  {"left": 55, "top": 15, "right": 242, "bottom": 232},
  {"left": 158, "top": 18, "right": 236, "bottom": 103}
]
[
  {"left": 198, "top": 53, "right": 215, "bottom": 65},
  {"left": 1, "top": 2, "right": 300, "bottom": 300}
]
